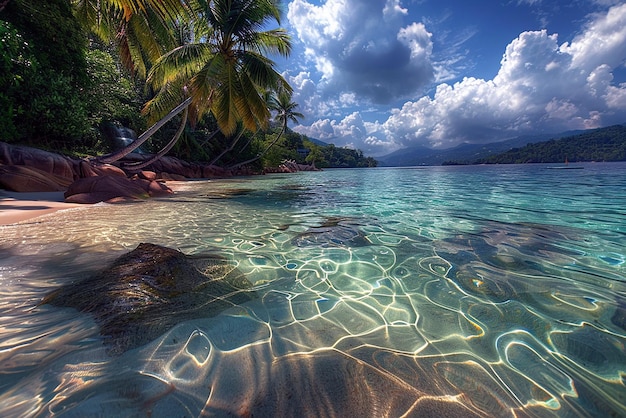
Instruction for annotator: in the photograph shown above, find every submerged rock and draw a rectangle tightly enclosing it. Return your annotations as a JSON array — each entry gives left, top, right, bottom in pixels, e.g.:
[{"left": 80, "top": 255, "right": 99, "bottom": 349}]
[
  {"left": 291, "top": 217, "right": 370, "bottom": 248},
  {"left": 43, "top": 243, "right": 254, "bottom": 355},
  {"left": 434, "top": 221, "right": 584, "bottom": 303}
]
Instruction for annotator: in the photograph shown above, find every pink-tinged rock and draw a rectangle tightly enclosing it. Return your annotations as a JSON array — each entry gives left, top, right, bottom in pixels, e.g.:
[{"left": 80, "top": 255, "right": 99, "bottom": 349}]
[
  {"left": 202, "top": 165, "right": 231, "bottom": 178},
  {"left": 90, "top": 163, "right": 127, "bottom": 177},
  {"left": 145, "top": 180, "right": 173, "bottom": 197},
  {"left": 0, "top": 164, "right": 73, "bottom": 192},
  {"left": 130, "top": 177, "right": 172, "bottom": 196},
  {"left": 64, "top": 175, "right": 149, "bottom": 203},
  {"left": 77, "top": 160, "right": 99, "bottom": 177},
  {"left": 138, "top": 170, "right": 157, "bottom": 181},
  {"left": 0, "top": 142, "right": 76, "bottom": 180},
  {"left": 201, "top": 166, "right": 215, "bottom": 177}
]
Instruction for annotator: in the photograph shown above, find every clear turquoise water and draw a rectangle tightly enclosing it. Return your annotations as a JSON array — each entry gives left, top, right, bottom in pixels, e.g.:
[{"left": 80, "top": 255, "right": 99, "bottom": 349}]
[{"left": 1, "top": 163, "right": 625, "bottom": 417}]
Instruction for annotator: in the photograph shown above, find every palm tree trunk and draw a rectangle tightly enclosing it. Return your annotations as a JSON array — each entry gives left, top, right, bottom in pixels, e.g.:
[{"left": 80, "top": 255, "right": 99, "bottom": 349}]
[
  {"left": 209, "top": 128, "right": 246, "bottom": 166},
  {"left": 224, "top": 133, "right": 256, "bottom": 166},
  {"left": 122, "top": 106, "right": 189, "bottom": 171},
  {"left": 197, "top": 129, "right": 221, "bottom": 148},
  {"left": 97, "top": 97, "right": 192, "bottom": 164},
  {"left": 230, "top": 124, "right": 285, "bottom": 169}
]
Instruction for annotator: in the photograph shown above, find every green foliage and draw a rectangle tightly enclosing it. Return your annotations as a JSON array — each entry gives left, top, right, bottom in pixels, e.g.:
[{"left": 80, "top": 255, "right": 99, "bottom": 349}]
[
  {"left": 1, "top": 0, "right": 91, "bottom": 146},
  {"left": 6, "top": 0, "right": 87, "bottom": 81},
  {"left": 0, "top": 20, "right": 28, "bottom": 141},
  {"left": 1, "top": 0, "right": 147, "bottom": 154},
  {"left": 304, "top": 145, "right": 327, "bottom": 167},
  {"left": 84, "top": 48, "right": 145, "bottom": 130},
  {"left": 236, "top": 127, "right": 376, "bottom": 169},
  {"left": 307, "top": 143, "right": 377, "bottom": 168},
  {"left": 475, "top": 125, "right": 626, "bottom": 164}
]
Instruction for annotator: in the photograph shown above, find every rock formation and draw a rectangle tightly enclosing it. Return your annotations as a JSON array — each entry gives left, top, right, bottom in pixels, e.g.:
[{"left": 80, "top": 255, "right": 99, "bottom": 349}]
[
  {"left": 0, "top": 142, "right": 317, "bottom": 203},
  {"left": 42, "top": 243, "right": 255, "bottom": 355},
  {"left": 291, "top": 216, "right": 371, "bottom": 247},
  {"left": 0, "top": 141, "right": 239, "bottom": 203}
]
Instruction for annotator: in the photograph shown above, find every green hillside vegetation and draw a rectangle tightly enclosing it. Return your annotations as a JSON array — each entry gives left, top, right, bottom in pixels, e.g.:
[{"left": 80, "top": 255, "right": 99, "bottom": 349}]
[
  {"left": 473, "top": 125, "right": 626, "bottom": 164},
  {"left": 0, "top": 0, "right": 373, "bottom": 170},
  {"left": 232, "top": 128, "right": 377, "bottom": 169}
]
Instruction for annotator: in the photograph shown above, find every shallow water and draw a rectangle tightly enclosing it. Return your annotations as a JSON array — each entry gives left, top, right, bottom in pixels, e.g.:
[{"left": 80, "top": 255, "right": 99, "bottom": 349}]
[{"left": 1, "top": 163, "right": 625, "bottom": 417}]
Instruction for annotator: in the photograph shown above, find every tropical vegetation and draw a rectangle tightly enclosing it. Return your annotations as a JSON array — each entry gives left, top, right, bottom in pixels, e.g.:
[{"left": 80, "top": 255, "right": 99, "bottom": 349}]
[
  {"left": 0, "top": 0, "right": 374, "bottom": 170},
  {"left": 473, "top": 125, "right": 626, "bottom": 164}
]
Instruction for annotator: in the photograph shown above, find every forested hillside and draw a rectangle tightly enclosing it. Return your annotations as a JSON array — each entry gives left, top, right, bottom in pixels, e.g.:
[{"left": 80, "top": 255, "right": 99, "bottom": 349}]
[
  {"left": 0, "top": 1, "right": 373, "bottom": 170},
  {"left": 474, "top": 125, "right": 626, "bottom": 164},
  {"left": 243, "top": 129, "right": 377, "bottom": 169}
]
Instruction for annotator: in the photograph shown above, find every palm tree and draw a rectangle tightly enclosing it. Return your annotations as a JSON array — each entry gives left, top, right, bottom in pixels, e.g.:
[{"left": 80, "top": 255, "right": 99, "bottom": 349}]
[
  {"left": 77, "top": 0, "right": 293, "bottom": 168},
  {"left": 73, "top": 0, "right": 191, "bottom": 165},
  {"left": 124, "top": 0, "right": 292, "bottom": 167},
  {"left": 217, "top": 89, "right": 272, "bottom": 166},
  {"left": 73, "top": 0, "right": 187, "bottom": 67},
  {"left": 230, "top": 88, "right": 303, "bottom": 169}
]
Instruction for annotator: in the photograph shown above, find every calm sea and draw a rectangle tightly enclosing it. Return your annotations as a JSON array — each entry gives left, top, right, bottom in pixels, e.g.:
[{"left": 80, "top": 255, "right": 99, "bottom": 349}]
[{"left": 1, "top": 163, "right": 625, "bottom": 417}]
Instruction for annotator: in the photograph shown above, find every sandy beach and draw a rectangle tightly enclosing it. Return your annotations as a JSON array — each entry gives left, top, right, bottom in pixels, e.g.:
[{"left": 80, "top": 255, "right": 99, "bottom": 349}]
[
  {"left": 0, "top": 181, "right": 189, "bottom": 226},
  {"left": 0, "top": 191, "right": 83, "bottom": 226}
]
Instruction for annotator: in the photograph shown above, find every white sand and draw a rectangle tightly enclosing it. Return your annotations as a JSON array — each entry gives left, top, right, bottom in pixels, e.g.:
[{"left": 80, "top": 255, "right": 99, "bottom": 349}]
[
  {"left": 0, "top": 181, "right": 188, "bottom": 226},
  {"left": 0, "top": 191, "right": 83, "bottom": 225}
]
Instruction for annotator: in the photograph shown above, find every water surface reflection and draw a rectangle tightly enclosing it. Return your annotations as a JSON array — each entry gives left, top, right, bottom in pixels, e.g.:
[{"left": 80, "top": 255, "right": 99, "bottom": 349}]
[{"left": 1, "top": 165, "right": 625, "bottom": 417}]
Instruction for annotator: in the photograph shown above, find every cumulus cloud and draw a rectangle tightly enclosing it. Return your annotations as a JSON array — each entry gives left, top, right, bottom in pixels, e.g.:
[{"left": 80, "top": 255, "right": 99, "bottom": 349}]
[
  {"left": 287, "top": 0, "right": 434, "bottom": 104},
  {"left": 288, "top": 3, "right": 626, "bottom": 156},
  {"left": 561, "top": 4, "right": 626, "bottom": 71}
]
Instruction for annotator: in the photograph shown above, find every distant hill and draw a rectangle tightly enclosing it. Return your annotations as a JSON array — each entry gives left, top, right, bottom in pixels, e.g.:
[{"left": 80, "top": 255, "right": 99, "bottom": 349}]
[
  {"left": 306, "top": 137, "right": 328, "bottom": 147},
  {"left": 377, "top": 129, "right": 589, "bottom": 166},
  {"left": 473, "top": 124, "right": 626, "bottom": 164}
]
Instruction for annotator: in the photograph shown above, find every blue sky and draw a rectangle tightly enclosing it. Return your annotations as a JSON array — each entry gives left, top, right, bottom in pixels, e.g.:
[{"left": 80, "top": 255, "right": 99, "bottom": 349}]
[{"left": 274, "top": 0, "right": 626, "bottom": 156}]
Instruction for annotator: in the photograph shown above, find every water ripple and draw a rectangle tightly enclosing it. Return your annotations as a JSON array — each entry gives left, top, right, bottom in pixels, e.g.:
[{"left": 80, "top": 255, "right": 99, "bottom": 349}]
[{"left": 1, "top": 165, "right": 625, "bottom": 417}]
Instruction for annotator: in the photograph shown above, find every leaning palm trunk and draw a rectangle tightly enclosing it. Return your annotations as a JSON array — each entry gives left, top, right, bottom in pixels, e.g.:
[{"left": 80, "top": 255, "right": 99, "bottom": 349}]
[
  {"left": 97, "top": 97, "right": 192, "bottom": 164},
  {"left": 209, "top": 128, "right": 246, "bottom": 166},
  {"left": 229, "top": 124, "right": 285, "bottom": 169},
  {"left": 224, "top": 131, "right": 257, "bottom": 166},
  {"left": 122, "top": 106, "right": 189, "bottom": 171}
]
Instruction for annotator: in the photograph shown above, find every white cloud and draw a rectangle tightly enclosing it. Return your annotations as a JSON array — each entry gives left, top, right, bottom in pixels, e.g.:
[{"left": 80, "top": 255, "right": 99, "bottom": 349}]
[
  {"left": 287, "top": 0, "right": 435, "bottom": 104},
  {"left": 289, "top": 3, "right": 626, "bottom": 155},
  {"left": 292, "top": 112, "right": 399, "bottom": 156},
  {"left": 561, "top": 3, "right": 626, "bottom": 71},
  {"left": 605, "top": 83, "right": 626, "bottom": 109},
  {"left": 590, "top": 0, "right": 624, "bottom": 7},
  {"left": 397, "top": 22, "right": 432, "bottom": 60},
  {"left": 383, "top": 0, "right": 408, "bottom": 20}
]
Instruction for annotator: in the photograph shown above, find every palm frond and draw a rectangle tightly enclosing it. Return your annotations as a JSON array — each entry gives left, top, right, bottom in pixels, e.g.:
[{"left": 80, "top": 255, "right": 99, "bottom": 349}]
[
  {"left": 188, "top": 53, "right": 226, "bottom": 124},
  {"left": 240, "top": 51, "right": 291, "bottom": 94},
  {"left": 104, "top": 0, "right": 188, "bottom": 21},
  {"left": 148, "top": 43, "right": 213, "bottom": 88},
  {"left": 253, "top": 29, "right": 292, "bottom": 56},
  {"left": 211, "top": 62, "right": 241, "bottom": 136},
  {"left": 142, "top": 78, "right": 188, "bottom": 122},
  {"left": 236, "top": 71, "right": 270, "bottom": 131}
]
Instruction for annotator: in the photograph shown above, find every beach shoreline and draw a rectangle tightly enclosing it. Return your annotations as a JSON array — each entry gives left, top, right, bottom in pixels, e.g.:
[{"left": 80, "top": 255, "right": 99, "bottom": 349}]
[
  {"left": 0, "top": 181, "right": 195, "bottom": 226},
  {"left": 0, "top": 191, "right": 83, "bottom": 226}
]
